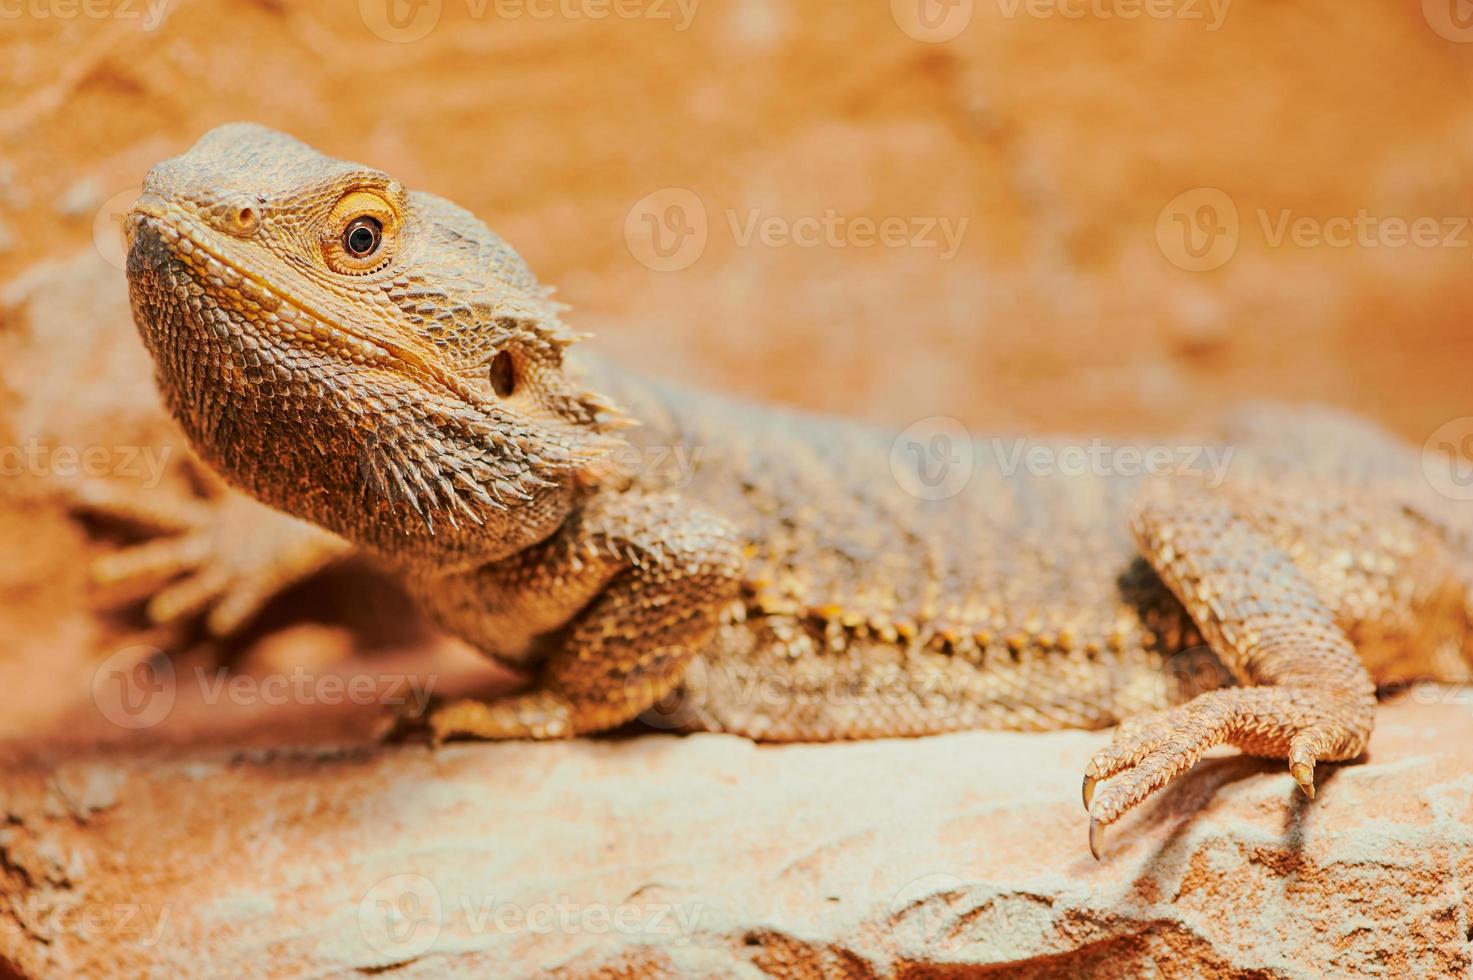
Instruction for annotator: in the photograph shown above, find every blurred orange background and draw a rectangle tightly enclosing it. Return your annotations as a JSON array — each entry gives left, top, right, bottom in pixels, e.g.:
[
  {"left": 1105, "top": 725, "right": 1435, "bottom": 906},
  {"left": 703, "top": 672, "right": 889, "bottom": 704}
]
[{"left": 3, "top": 0, "right": 1471, "bottom": 442}]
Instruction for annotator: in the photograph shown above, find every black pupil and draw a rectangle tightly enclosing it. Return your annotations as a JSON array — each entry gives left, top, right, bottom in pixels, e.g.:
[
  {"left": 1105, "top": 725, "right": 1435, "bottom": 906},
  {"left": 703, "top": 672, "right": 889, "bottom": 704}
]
[{"left": 346, "top": 219, "right": 380, "bottom": 256}]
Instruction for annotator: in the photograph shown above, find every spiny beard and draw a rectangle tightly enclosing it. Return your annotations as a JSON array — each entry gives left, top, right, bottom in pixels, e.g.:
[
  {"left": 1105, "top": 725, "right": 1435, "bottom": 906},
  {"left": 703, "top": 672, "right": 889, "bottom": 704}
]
[{"left": 355, "top": 391, "right": 618, "bottom": 534}]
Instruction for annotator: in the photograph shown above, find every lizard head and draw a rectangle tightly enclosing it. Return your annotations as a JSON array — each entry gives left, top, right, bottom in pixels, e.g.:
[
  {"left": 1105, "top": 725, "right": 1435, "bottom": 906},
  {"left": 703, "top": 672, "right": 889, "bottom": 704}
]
[{"left": 125, "top": 123, "right": 626, "bottom": 567}]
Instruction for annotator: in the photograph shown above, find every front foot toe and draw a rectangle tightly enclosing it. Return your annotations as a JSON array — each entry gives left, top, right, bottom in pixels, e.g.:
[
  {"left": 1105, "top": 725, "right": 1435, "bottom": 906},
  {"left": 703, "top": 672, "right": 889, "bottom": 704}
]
[{"left": 78, "top": 479, "right": 348, "bottom": 637}]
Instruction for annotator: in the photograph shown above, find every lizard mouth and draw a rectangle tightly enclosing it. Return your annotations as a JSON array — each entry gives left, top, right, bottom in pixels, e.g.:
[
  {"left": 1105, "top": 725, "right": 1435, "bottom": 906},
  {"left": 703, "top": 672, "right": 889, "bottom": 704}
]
[{"left": 126, "top": 195, "right": 488, "bottom": 408}]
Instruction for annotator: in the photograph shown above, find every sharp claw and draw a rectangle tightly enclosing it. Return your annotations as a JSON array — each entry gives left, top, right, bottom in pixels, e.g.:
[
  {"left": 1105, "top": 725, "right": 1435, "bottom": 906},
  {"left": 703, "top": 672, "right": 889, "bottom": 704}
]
[
  {"left": 1088, "top": 816, "right": 1105, "bottom": 861},
  {"left": 1082, "top": 774, "right": 1097, "bottom": 811},
  {"left": 1291, "top": 761, "right": 1316, "bottom": 799}
]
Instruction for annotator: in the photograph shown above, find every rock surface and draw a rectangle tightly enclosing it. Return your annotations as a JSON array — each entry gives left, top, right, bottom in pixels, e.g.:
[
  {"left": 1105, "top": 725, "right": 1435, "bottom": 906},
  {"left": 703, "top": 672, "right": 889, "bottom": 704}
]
[{"left": 1, "top": 695, "right": 1470, "bottom": 978}]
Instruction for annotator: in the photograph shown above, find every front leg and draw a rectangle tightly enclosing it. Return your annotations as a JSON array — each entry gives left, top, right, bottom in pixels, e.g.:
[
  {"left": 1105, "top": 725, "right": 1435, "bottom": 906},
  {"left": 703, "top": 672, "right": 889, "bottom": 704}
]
[
  {"left": 422, "top": 491, "right": 743, "bottom": 742},
  {"left": 72, "top": 470, "right": 352, "bottom": 637}
]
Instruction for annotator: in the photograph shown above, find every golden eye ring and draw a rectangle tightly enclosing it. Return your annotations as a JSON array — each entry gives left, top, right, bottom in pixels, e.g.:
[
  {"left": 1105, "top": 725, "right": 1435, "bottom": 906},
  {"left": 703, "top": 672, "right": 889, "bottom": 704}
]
[{"left": 323, "top": 190, "right": 398, "bottom": 275}]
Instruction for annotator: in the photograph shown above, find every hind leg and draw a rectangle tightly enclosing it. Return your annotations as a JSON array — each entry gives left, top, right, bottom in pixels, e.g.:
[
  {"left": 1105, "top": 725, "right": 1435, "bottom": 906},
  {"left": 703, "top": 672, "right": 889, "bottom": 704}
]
[{"left": 1082, "top": 479, "right": 1390, "bottom": 857}]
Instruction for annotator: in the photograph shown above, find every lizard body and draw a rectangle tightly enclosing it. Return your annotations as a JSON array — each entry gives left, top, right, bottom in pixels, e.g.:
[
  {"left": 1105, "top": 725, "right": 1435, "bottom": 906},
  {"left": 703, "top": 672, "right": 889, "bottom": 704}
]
[{"left": 121, "top": 124, "right": 1473, "bottom": 854}]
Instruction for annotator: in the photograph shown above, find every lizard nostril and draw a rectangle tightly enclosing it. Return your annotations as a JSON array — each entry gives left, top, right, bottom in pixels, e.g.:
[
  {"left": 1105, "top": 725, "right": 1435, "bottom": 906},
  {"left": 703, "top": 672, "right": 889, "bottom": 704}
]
[{"left": 232, "top": 205, "right": 260, "bottom": 235}]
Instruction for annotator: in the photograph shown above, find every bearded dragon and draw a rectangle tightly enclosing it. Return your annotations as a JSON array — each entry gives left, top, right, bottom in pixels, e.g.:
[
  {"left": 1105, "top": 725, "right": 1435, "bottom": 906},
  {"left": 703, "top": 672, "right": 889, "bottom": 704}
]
[{"left": 117, "top": 123, "right": 1473, "bottom": 857}]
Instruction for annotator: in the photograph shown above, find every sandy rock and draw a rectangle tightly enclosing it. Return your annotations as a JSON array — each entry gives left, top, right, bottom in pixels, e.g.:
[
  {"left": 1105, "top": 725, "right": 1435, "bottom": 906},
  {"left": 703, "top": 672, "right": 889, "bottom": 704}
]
[{"left": 0, "top": 696, "right": 1468, "bottom": 978}]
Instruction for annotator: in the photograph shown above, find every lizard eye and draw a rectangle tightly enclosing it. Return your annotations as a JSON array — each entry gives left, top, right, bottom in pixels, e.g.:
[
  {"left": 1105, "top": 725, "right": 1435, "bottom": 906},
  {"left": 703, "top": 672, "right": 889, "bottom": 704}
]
[
  {"left": 344, "top": 217, "right": 382, "bottom": 258},
  {"left": 322, "top": 190, "right": 398, "bottom": 274}
]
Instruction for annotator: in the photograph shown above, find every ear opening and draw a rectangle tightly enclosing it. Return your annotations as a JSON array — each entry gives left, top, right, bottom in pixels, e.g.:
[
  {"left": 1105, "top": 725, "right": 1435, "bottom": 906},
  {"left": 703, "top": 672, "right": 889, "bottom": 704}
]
[{"left": 489, "top": 350, "right": 516, "bottom": 398}]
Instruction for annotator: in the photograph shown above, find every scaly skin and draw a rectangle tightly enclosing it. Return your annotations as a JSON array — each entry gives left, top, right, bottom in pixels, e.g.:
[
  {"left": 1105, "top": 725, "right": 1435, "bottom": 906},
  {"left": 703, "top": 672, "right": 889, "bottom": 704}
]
[{"left": 123, "top": 124, "right": 1473, "bottom": 857}]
